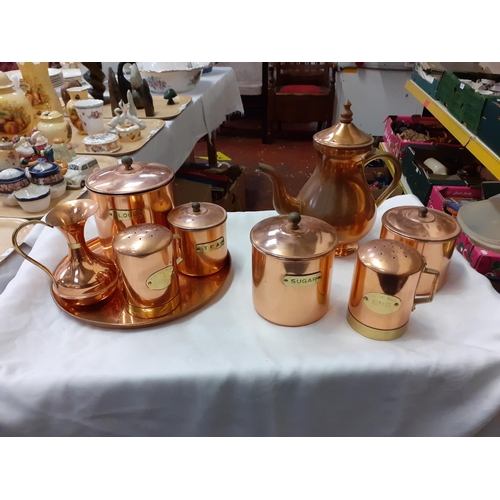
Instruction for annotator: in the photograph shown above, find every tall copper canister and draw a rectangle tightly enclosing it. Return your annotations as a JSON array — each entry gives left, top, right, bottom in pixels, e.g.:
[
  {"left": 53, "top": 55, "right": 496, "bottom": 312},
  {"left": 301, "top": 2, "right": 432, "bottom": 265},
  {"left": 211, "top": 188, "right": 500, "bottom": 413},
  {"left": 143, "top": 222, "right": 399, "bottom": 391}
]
[
  {"left": 380, "top": 206, "right": 461, "bottom": 296},
  {"left": 167, "top": 201, "right": 227, "bottom": 276},
  {"left": 347, "top": 239, "right": 440, "bottom": 340},
  {"left": 250, "top": 212, "right": 338, "bottom": 327},
  {"left": 112, "top": 223, "right": 180, "bottom": 319},
  {"left": 86, "top": 155, "right": 175, "bottom": 258}
]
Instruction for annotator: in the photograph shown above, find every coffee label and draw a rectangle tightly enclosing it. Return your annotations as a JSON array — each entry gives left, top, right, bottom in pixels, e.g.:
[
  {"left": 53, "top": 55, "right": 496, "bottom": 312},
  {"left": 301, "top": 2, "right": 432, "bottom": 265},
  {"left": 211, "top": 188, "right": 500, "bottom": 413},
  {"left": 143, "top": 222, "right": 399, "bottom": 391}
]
[
  {"left": 108, "top": 209, "right": 144, "bottom": 221},
  {"left": 196, "top": 236, "right": 225, "bottom": 254},
  {"left": 146, "top": 266, "right": 173, "bottom": 290},
  {"left": 363, "top": 293, "right": 401, "bottom": 314},
  {"left": 283, "top": 272, "right": 322, "bottom": 287}
]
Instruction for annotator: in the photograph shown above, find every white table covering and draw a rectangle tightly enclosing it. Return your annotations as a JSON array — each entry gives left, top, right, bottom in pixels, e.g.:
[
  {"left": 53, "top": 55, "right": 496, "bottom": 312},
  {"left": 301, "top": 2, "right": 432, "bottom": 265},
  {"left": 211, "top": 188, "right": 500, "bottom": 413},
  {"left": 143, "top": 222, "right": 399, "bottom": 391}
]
[
  {"left": 131, "top": 67, "right": 244, "bottom": 170},
  {"left": 1, "top": 194, "right": 500, "bottom": 436}
]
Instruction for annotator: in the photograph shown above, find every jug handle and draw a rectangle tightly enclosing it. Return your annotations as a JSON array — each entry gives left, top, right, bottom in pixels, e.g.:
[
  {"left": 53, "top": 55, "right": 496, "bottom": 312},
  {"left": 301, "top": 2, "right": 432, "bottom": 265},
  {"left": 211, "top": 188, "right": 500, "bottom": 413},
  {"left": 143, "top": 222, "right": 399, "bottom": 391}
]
[
  {"left": 12, "top": 220, "right": 57, "bottom": 286},
  {"left": 362, "top": 152, "right": 402, "bottom": 207},
  {"left": 413, "top": 266, "right": 440, "bottom": 308}
]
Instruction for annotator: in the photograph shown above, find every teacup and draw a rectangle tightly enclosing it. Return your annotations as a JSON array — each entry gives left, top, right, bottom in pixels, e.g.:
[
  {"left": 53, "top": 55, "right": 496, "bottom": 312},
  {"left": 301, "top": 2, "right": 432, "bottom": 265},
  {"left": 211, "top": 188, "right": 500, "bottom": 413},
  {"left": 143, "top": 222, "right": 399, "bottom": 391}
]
[
  {"left": 14, "top": 184, "right": 51, "bottom": 212},
  {"left": 74, "top": 99, "right": 105, "bottom": 135}
]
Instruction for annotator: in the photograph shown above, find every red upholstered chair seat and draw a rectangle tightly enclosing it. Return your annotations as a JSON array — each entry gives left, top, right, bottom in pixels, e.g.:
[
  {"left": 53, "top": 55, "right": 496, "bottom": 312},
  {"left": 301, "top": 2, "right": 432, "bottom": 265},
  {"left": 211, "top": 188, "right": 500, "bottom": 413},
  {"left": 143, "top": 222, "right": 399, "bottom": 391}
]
[{"left": 277, "top": 84, "right": 326, "bottom": 95}]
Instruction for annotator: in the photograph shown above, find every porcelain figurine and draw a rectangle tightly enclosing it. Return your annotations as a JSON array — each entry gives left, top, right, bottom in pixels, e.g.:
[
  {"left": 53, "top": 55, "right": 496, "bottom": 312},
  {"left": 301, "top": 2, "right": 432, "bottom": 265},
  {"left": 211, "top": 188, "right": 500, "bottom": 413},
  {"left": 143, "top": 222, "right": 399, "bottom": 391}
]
[{"left": 107, "top": 98, "right": 146, "bottom": 130}]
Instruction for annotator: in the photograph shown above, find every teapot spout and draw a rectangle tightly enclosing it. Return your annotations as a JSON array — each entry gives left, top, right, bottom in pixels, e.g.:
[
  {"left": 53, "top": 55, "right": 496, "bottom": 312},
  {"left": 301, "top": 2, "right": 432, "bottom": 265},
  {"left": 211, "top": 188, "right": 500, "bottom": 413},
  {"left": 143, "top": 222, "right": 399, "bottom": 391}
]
[{"left": 256, "top": 163, "right": 301, "bottom": 215}]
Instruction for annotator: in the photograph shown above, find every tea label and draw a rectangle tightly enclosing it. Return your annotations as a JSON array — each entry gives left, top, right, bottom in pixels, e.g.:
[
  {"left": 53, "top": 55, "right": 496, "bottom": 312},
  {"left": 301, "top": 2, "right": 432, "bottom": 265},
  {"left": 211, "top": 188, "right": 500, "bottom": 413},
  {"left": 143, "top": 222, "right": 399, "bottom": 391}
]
[
  {"left": 146, "top": 266, "right": 174, "bottom": 290},
  {"left": 363, "top": 293, "right": 401, "bottom": 314},
  {"left": 108, "top": 209, "right": 144, "bottom": 221},
  {"left": 283, "top": 272, "right": 322, "bottom": 287},
  {"left": 196, "top": 236, "right": 225, "bottom": 254}
]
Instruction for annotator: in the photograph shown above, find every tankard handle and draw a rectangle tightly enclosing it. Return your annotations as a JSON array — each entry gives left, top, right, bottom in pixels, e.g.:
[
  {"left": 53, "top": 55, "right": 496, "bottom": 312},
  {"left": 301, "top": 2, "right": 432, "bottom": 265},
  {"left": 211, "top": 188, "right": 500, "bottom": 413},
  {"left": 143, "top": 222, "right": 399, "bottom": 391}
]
[
  {"left": 12, "top": 220, "right": 57, "bottom": 286},
  {"left": 362, "top": 151, "right": 402, "bottom": 207},
  {"left": 413, "top": 266, "right": 440, "bottom": 308}
]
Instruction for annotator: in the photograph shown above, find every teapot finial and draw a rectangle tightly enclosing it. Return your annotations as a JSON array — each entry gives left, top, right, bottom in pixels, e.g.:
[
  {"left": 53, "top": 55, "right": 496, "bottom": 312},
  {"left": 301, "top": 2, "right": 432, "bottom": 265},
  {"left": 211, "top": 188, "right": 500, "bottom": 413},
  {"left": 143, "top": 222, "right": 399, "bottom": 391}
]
[{"left": 340, "top": 101, "right": 353, "bottom": 124}]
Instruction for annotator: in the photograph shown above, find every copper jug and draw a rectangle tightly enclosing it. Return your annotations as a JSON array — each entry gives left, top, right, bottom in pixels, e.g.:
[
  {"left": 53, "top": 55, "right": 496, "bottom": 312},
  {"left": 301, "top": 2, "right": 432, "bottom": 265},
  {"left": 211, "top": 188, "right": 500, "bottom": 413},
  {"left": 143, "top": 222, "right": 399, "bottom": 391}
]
[
  {"left": 257, "top": 101, "right": 402, "bottom": 257},
  {"left": 347, "top": 239, "right": 439, "bottom": 341},
  {"left": 12, "top": 199, "right": 119, "bottom": 306}
]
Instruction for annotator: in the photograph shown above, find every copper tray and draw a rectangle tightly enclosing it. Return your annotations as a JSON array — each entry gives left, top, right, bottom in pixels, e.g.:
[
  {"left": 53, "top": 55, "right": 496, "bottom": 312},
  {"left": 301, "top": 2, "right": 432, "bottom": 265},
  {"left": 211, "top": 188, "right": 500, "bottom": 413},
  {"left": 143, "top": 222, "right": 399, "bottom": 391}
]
[{"left": 51, "top": 237, "right": 232, "bottom": 329}]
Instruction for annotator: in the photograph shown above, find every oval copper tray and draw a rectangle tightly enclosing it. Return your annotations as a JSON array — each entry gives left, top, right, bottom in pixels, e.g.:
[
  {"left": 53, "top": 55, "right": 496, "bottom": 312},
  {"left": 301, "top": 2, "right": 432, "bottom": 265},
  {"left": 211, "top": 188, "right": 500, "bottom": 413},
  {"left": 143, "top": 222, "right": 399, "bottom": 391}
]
[{"left": 51, "top": 237, "right": 232, "bottom": 329}]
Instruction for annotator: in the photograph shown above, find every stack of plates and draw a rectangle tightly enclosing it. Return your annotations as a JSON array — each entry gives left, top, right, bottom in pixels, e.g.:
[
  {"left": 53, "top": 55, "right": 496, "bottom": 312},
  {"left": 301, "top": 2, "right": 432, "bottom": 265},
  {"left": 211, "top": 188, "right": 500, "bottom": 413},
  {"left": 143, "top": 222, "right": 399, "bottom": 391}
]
[{"left": 49, "top": 68, "right": 64, "bottom": 88}]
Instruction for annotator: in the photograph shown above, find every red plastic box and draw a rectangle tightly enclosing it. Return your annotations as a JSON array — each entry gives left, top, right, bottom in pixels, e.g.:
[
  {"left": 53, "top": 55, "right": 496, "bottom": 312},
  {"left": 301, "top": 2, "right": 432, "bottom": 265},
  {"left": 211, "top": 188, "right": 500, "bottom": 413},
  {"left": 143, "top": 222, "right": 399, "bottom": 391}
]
[
  {"left": 426, "top": 185, "right": 482, "bottom": 213},
  {"left": 455, "top": 232, "right": 500, "bottom": 279}
]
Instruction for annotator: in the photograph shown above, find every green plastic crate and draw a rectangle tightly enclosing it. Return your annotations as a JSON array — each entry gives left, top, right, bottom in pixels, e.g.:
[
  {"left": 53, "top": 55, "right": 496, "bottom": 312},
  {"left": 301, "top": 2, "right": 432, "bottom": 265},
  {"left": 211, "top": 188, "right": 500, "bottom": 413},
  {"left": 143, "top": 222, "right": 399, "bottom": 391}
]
[{"left": 436, "top": 71, "right": 500, "bottom": 134}]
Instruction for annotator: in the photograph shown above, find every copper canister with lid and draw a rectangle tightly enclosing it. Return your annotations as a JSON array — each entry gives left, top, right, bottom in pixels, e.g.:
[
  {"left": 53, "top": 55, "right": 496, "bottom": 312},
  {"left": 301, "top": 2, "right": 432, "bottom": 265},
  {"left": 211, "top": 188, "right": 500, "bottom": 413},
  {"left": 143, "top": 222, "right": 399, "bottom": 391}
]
[
  {"left": 250, "top": 212, "right": 338, "bottom": 327},
  {"left": 85, "top": 155, "right": 175, "bottom": 257},
  {"left": 167, "top": 201, "right": 227, "bottom": 276},
  {"left": 347, "top": 239, "right": 440, "bottom": 341},
  {"left": 112, "top": 223, "right": 180, "bottom": 319},
  {"left": 380, "top": 206, "right": 461, "bottom": 296}
]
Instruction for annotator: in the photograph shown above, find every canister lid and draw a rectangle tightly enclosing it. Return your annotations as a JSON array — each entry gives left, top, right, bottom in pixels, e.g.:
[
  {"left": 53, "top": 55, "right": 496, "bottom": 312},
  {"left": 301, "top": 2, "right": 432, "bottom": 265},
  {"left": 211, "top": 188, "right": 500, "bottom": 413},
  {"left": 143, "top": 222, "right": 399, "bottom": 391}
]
[
  {"left": 250, "top": 212, "right": 338, "bottom": 259},
  {"left": 112, "top": 223, "right": 173, "bottom": 257},
  {"left": 167, "top": 201, "right": 227, "bottom": 230},
  {"left": 358, "top": 239, "right": 424, "bottom": 276},
  {"left": 86, "top": 155, "right": 175, "bottom": 195},
  {"left": 313, "top": 101, "right": 374, "bottom": 150},
  {"left": 39, "top": 110, "right": 63, "bottom": 121},
  {"left": 382, "top": 205, "right": 461, "bottom": 242}
]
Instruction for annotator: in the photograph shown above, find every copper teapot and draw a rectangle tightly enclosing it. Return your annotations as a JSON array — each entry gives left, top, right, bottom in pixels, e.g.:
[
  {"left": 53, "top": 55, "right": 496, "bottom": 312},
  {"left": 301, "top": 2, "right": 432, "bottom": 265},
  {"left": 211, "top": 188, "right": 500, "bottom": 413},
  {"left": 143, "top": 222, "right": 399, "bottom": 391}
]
[{"left": 257, "top": 101, "right": 402, "bottom": 257}]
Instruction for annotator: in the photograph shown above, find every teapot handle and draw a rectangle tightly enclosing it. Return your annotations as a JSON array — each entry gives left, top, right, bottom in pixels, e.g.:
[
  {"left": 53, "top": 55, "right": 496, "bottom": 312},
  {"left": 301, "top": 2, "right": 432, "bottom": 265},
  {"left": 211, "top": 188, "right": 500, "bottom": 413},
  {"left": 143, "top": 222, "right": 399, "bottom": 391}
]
[
  {"left": 362, "top": 152, "right": 402, "bottom": 207},
  {"left": 12, "top": 220, "right": 57, "bottom": 286}
]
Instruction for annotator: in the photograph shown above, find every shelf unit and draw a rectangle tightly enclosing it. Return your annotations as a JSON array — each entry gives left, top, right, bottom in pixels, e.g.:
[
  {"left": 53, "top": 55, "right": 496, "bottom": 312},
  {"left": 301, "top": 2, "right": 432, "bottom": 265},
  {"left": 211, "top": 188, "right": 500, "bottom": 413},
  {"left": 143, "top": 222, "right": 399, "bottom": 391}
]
[{"left": 405, "top": 79, "right": 500, "bottom": 179}]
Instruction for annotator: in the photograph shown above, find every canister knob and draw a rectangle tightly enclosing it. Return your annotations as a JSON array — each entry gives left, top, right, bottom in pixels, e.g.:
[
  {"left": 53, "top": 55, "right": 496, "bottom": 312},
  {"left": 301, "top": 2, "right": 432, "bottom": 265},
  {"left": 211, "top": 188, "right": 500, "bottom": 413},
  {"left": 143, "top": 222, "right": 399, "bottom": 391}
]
[
  {"left": 288, "top": 212, "right": 301, "bottom": 230},
  {"left": 122, "top": 155, "right": 133, "bottom": 170}
]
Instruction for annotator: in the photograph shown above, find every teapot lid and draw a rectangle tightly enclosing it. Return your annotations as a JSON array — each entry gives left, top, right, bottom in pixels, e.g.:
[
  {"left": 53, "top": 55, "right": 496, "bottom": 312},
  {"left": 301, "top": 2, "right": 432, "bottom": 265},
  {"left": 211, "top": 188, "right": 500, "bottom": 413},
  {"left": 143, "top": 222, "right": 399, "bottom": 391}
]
[
  {"left": 382, "top": 206, "right": 462, "bottom": 242},
  {"left": 167, "top": 201, "right": 227, "bottom": 230},
  {"left": 250, "top": 212, "right": 338, "bottom": 259},
  {"left": 358, "top": 239, "right": 424, "bottom": 277},
  {"left": 86, "top": 155, "right": 175, "bottom": 195},
  {"left": 39, "top": 110, "right": 63, "bottom": 121},
  {"left": 0, "top": 167, "right": 26, "bottom": 183},
  {"left": 313, "top": 101, "right": 374, "bottom": 150}
]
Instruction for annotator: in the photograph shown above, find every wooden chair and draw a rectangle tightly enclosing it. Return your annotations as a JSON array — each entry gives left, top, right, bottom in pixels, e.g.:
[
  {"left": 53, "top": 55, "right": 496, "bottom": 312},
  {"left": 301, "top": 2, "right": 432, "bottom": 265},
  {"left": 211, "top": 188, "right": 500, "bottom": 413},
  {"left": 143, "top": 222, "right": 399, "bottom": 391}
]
[{"left": 263, "top": 62, "right": 337, "bottom": 144}]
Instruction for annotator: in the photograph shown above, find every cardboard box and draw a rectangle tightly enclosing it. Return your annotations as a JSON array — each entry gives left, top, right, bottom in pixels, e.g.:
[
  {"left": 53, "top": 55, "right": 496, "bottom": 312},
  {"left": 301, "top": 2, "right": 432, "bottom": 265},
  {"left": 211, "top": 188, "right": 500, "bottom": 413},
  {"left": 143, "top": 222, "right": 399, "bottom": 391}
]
[
  {"left": 173, "top": 166, "right": 246, "bottom": 212},
  {"left": 401, "top": 146, "right": 471, "bottom": 205},
  {"left": 427, "top": 185, "right": 482, "bottom": 213},
  {"left": 383, "top": 115, "right": 460, "bottom": 159},
  {"left": 455, "top": 232, "right": 500, "bottom": 279}
]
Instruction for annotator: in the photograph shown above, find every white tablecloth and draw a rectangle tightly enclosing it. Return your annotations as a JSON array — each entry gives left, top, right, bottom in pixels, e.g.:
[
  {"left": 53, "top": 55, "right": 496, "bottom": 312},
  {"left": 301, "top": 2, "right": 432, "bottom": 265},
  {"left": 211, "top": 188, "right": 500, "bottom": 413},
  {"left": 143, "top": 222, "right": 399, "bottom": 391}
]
[
  {"left": 130, "top": 67, "right": 243, "bottom": 170},
  {"left": 1, "top": 194, "right": 500, "bottom": 436}
]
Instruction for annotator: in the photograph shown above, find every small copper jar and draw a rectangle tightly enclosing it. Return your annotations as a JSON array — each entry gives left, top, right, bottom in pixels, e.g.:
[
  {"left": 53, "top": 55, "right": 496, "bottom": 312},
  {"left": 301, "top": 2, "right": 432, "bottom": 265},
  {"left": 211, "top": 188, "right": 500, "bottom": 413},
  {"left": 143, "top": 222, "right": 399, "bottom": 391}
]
[
  {"left": 380, "top": 206, "right": 461, "bottom": 296},
  {"left": 86, "top": 155, "right": 175, "bottom": 258},
  {"left": 250, "top": 212, "right": 338, "bottom": 327},
  {"left": 167, "top": 201, "right": 227, "bottom": 276},
  {"left": 347, "top": 239, "right": 439, "bottom": 341},
  {"left": 112, "top": 223, "right": 180, "bottom": 319}
]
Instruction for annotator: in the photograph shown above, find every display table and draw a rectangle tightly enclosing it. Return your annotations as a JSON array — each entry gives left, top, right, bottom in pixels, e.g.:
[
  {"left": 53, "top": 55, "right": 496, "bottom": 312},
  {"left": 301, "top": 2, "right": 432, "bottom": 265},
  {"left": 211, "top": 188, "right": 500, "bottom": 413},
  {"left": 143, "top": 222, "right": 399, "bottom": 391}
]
[
  {"left": 1, "top": 194, "right": 500, "bottom": 437},
  {"left": 123, "top": 66, "right": 243, "bottom": 170}
]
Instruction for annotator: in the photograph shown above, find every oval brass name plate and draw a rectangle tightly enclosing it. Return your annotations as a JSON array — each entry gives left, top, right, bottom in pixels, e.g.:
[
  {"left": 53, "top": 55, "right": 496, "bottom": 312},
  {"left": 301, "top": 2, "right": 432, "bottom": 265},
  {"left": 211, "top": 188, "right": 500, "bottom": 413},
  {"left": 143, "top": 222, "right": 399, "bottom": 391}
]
[
  {"left": 196, "top": 236, "right": 225, "bottom": 254},
  {"left": 146, "top": 266, "right": 174, "bottom": 290},
  {"left": 283, "top": 271, "right": 322, "bottom": 287},
  {"left": 363, "top": 292, "right": 401, "bottom": 314}
]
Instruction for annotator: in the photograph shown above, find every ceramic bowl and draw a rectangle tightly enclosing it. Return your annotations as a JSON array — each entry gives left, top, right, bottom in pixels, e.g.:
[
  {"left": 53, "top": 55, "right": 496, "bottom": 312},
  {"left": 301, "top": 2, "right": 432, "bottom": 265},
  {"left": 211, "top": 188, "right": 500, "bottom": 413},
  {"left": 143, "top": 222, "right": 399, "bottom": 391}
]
[
  {"left": 14, "top": 184, "right": 51, "bottom": 212},
  {"left": 82, "top": 133, "right": 121, "bottom": 154},
  {"left": 0, "top": 167, "right": 30, "bottom": 206},
  {"left": 137, "top": 62, "right": 206, "bottom": 93},
  {"left": 457, "top": 197, "right": 500, "bottom": 252}
]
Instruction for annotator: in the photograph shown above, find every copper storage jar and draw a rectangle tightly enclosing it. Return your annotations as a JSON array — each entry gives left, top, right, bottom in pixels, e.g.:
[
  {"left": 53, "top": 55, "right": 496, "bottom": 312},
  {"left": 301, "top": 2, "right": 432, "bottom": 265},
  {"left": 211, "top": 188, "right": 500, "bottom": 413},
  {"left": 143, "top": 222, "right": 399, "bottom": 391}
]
[
  {"left": 85, "top": 155, "right": 175, "bottom": 257},
  {"left": 380, "top": 206, "right": 461, "bottom": 296},
  {"left": 250, "top": 212, "right": 338, "bottom": 327},
  {"left": 167, "top": 201, "right": 227, "bottom": 276},
  {"left": 112, "top": 223, "right": 180, "bottom": 319},
  {"left": 347, "top": 239, "right": 439, "bottom": 341}
]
